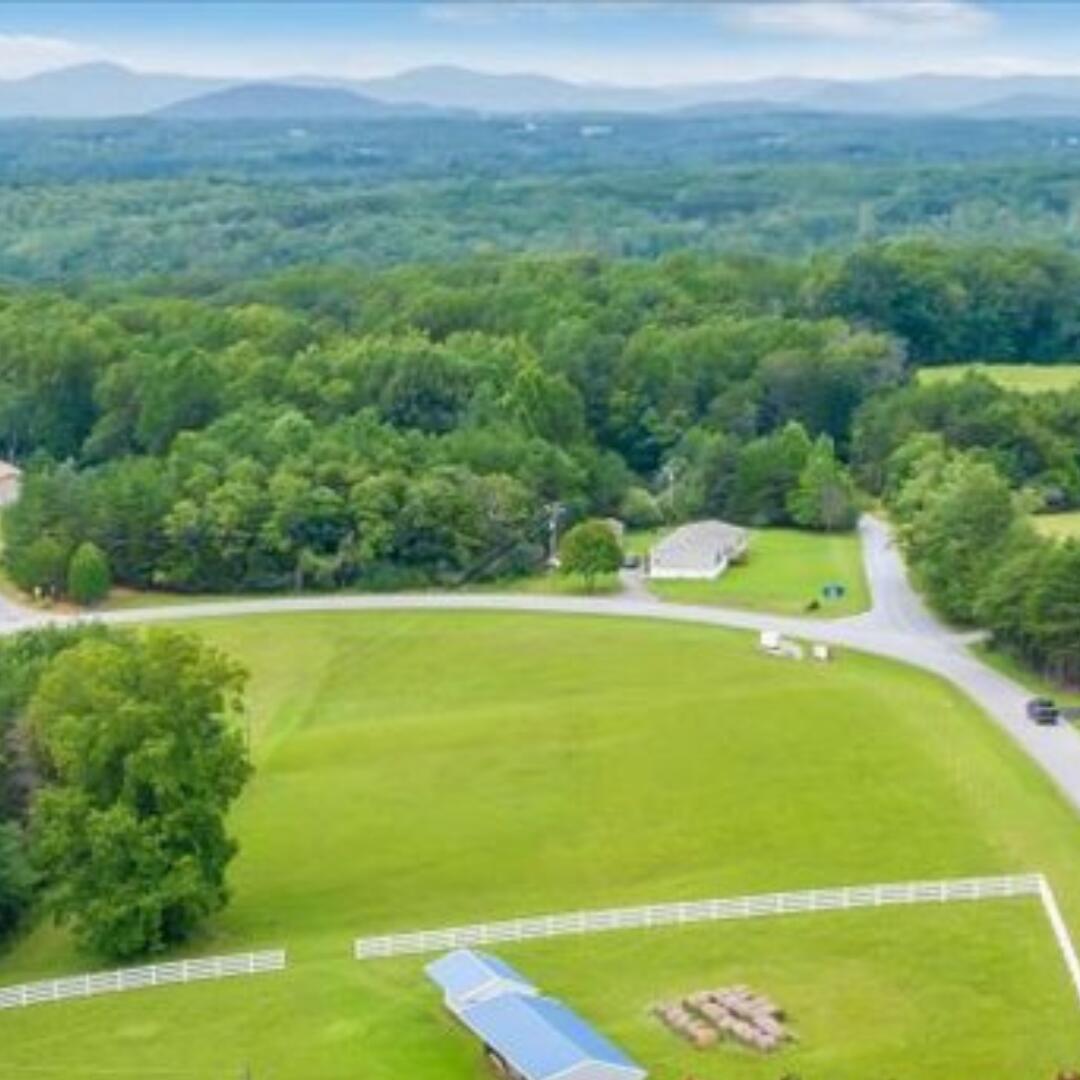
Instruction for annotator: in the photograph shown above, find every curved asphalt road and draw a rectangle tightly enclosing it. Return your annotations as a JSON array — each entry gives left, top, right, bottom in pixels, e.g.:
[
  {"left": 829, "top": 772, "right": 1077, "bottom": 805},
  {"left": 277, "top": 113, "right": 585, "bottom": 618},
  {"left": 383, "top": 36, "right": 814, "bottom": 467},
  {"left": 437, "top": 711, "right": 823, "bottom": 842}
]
[{"left": 4, "top": 516, "right": 1080, "bottom": 815}]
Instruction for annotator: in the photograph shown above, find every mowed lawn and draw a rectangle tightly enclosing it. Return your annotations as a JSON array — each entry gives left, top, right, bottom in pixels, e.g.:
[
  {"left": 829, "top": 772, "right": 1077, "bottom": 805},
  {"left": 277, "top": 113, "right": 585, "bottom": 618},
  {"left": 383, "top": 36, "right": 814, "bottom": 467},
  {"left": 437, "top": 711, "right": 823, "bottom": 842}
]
[
  {"left": 1, "top": 611, "right": 1079, "bottom": 1077},
  {"left": 919, "top": 363, "right": 1080, "bottom": 394},
  {"left": 649, "top": 528, "right": 870, "bottom": 617}
]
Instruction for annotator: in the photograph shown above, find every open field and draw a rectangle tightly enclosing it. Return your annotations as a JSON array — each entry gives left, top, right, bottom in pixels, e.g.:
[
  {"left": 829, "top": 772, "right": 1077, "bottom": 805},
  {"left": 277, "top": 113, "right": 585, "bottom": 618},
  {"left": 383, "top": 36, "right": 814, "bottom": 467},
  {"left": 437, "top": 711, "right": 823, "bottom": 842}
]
[
  {"left": 649, "top": 529, "right": 870, "bottom": 617},
  {"left": 1, "top": 611, "right": 1079, "bottom": 1077},
  {"left": 1, "top": 902, "right": 1075, "bottom": 1079},
  {"left": 1034, "top": 512, "right": 1080, "bottom": 541},
  {"left": 918, "top": 363, "right": 1080, "bottom": 394}
]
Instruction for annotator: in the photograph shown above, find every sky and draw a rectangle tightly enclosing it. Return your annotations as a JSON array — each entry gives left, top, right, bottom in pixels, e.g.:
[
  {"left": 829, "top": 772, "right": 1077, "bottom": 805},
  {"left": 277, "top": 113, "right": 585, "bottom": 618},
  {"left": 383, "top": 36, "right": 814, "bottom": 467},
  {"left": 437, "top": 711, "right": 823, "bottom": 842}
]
[{"left": 2, "top": 2, "right": 1080, "bottom": 85}]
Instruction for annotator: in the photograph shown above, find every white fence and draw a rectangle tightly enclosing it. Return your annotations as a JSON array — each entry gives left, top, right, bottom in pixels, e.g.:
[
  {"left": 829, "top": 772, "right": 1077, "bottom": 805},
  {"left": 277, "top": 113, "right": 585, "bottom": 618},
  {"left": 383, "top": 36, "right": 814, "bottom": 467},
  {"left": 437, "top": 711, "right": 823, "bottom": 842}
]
[
  {"left": 355, "top": 874, "right": 1043, "bottom": 959},
  {"left": 0, "top": 948, "right": 286, "bottom": 1011}
]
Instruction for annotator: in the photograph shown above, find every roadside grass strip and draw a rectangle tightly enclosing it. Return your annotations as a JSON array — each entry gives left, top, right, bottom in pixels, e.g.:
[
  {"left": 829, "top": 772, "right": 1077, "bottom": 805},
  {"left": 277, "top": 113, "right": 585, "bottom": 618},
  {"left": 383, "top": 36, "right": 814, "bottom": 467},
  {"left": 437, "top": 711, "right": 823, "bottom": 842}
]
[
  {"left": 355, "top": 873, "right": 1080, "bottom": 1010},
  {"left": 0, "top": 948, "right": 286, "bottom": 1010}
]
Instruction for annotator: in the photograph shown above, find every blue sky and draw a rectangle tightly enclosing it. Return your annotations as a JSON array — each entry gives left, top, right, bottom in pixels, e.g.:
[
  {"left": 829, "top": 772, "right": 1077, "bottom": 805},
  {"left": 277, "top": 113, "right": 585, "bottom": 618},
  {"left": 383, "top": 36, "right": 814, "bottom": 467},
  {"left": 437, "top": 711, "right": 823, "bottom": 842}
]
[{"left": 1, "top": 3, "right": 1079, "bottom": 84}]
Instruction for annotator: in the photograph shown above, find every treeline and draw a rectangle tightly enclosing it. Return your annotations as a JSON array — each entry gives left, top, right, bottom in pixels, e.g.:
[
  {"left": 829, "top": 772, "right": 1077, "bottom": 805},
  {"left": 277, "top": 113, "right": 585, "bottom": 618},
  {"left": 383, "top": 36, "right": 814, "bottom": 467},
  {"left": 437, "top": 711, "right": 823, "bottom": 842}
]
[
  {"left": 853, "top": 369, "right": 1080, "bottom": 507},
  {"left": 811, "top": 242, "right": 1080, "bottom": 363},
  {"left": 855, "top": 365, "right": 1080, "bottom": 682},
  {"left": 883, "top": 439, "right": 1080, "bottom": 685},
  {"left": 4, "top": 243, "right": 1080, "bottom": 611},
  {"left": 0, "top": 626, "right": 250, "bottom": 960},
  {"left": 2, "top": 252, "right": 898, "bottom": 597}
]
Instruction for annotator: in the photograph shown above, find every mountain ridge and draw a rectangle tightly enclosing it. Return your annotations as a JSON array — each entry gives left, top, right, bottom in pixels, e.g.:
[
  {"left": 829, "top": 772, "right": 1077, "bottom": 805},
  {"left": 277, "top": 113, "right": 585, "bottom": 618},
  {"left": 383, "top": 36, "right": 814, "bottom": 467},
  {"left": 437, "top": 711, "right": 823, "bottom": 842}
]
[{"left": 9, "top": 61, "right": 1080, "bottom": 119}]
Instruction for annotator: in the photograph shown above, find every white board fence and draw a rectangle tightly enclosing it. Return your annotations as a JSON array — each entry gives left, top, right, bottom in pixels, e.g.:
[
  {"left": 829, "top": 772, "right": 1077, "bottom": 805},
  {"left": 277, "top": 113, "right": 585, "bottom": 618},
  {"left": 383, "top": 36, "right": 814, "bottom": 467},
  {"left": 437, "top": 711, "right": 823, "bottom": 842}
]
[
  {"left": 355, "top": 874, "right": 1044, "bottom": 959},
  {"left": 0, "top": 948, "right": 286, "bottom": 1011}
]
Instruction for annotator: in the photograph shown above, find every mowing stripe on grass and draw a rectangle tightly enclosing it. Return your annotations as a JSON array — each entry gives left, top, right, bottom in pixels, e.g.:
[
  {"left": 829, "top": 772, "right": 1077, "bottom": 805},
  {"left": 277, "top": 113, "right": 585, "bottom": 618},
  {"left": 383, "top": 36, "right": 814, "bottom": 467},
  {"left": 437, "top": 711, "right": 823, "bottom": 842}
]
[
  {"left": 354, "top": 874, "right": 1043, "bottom": 958},
  {"left": 0, "top": 948, "right": 286, "bottom": 1011}
]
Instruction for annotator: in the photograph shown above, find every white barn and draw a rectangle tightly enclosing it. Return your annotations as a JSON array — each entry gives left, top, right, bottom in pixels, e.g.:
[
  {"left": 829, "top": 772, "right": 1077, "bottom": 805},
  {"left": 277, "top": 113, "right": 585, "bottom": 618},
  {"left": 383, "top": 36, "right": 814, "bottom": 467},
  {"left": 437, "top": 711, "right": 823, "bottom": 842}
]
[{"left": 647, "top": 520, "right": 749, "bottom": 581}]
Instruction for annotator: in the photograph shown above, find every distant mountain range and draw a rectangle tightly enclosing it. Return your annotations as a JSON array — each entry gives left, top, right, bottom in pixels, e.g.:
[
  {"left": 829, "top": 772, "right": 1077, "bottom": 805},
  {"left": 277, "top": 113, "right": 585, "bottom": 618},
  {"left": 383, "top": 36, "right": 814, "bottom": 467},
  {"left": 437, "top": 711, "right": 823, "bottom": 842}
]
[
  {"left": 0, "top": 62, "right": 228, "bottom": 118},
  {"left": 9, "top": 61, "right": 1080, "bottom": 120},
  {"left": 156, "top": 83, "right": 422, "bottom": 121}
]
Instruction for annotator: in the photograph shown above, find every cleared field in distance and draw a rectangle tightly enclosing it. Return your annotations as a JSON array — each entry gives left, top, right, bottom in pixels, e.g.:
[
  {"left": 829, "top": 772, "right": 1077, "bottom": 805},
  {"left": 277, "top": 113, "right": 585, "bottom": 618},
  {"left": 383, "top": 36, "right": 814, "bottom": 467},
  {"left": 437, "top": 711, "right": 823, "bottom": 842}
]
[
  {"left": 918, "top": 363, "right": 1080, "bottom": 393},
  {"left": 648, "top": 528, "right": 870, "bottom": 617},
  {"left": 1, "top": 611, "right": 1078, "bottom": 1077},
  {"left": 1034, "top": 511, "right": 1080, "bottom": 541}
]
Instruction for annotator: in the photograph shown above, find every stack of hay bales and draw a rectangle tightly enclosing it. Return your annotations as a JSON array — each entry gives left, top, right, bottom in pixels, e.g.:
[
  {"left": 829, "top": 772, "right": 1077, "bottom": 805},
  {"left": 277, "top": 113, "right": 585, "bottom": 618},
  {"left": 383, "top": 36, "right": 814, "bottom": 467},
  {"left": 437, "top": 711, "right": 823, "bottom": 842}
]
[{"left": 652, "top": 985, "right": 792, "bottom": 1054}]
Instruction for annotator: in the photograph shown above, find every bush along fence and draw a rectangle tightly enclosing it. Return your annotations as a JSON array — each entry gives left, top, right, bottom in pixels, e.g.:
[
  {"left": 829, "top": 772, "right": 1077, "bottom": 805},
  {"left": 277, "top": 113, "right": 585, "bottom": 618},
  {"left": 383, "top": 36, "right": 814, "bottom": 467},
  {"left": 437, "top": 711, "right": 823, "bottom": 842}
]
[
  {"left": 0, "top": 948, "right": 286, "bottom": 1011},
  {"left": 353, "top": 873, "right": 1080, "bottom": 1012}
]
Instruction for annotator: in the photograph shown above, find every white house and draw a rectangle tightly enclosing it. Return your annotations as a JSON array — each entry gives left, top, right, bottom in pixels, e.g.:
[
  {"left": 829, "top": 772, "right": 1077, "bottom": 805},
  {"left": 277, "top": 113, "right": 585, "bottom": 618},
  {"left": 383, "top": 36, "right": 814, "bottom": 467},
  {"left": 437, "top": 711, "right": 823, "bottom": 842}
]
[
  {"left": 647, "top": 520, "right": 749, "bottom": 581},
  {"left": 0, "top": 461, "right": 21, "bottom": 507}
]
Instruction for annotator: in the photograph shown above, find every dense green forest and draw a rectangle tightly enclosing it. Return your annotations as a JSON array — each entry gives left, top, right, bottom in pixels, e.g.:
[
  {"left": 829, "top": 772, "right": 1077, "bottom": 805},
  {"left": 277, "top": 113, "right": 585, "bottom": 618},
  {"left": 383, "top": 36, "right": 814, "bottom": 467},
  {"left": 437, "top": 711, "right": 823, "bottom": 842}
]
[
  {"left": 3, "top": 242, "right": 1080, "bottom": 614},
  {"left": 5, "top": 114, "right": 1080, "bottom": 280},
  {"left": 1, "top": 113, "right": 1079, "bottom": 685}
]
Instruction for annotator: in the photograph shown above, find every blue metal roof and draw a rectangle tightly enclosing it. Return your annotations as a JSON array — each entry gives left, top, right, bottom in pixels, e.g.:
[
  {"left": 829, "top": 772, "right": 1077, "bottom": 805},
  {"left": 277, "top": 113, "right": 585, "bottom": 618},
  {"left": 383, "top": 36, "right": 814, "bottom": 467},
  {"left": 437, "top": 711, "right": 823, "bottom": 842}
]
[
  {"left": 458, "top": 993, "right": 645, "bottom": 1080},
  {"left": 425, "top": 949, "right": 536, "bottom": 1003}
]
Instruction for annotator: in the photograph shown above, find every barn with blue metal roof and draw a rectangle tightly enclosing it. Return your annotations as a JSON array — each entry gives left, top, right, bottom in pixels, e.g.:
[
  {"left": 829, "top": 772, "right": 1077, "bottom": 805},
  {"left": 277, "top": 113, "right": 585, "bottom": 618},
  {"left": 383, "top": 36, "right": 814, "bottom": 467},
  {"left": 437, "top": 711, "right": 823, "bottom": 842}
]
[
  {"left": 458, "top": 993, "right": 647, "bottom": 1080},
  {"left": 425, "top": 948, "right": 647, "bottom": 1080},
  {"left": 425, "top": 949, "right": 539, "bottom": 1011}
]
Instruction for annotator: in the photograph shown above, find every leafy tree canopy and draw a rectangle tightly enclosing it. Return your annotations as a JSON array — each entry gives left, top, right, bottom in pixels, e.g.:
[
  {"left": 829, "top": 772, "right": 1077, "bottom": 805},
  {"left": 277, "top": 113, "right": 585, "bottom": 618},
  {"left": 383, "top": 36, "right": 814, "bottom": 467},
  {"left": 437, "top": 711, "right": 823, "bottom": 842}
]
[{"left": 29, "top": 630, "right": 251, "bottom": 960}]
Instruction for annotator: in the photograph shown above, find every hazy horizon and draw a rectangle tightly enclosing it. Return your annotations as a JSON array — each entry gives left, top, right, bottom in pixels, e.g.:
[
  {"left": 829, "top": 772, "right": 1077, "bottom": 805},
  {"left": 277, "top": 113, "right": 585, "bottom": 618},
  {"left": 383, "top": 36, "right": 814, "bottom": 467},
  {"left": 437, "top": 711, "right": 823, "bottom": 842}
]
[{"left": 3, "top": 2, "right": 1080, "bottom": 86}]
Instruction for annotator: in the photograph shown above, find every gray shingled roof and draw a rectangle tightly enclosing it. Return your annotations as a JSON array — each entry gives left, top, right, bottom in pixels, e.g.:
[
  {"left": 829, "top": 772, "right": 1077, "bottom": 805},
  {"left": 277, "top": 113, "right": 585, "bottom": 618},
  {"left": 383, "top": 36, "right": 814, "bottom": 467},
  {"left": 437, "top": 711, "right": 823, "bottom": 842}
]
[{"left": 650, "top": 521, "right": 748, "bottom": 572}]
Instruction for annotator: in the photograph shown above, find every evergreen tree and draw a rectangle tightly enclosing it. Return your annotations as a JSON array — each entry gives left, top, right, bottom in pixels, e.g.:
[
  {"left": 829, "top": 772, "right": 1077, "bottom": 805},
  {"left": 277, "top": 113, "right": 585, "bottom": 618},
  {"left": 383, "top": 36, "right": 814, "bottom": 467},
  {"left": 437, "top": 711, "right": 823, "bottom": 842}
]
[
  {"left": 788, "top": 436, "right": 860, "bottom": 532},
  {"left": 67, "top": 542, "right": 111, "bottom": 606}
]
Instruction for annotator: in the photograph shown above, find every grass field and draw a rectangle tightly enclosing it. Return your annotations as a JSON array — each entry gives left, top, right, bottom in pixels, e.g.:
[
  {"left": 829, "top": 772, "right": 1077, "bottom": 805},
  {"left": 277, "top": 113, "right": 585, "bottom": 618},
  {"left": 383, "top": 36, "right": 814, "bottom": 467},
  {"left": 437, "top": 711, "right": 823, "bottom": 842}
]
[
  {"left": 1, "top": 611, "right": 1079, "bottom": 1077},
  {"left": 918, "top": 363, "right": 1080, "bottom": 394},
  {"left": 649, "top": 528, "right": 870, "bottom": 617},
  {"left": 1034, "top": 512, "right": 1080, "bottom": 541}
]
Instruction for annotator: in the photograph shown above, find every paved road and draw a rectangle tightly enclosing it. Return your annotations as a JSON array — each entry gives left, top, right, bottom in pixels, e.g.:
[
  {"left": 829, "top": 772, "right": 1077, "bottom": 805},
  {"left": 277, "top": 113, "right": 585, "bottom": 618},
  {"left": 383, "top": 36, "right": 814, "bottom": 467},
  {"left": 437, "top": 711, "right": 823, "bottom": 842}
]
[{"left": 4, "top": 516, "right": 1080, "bottom": 815}]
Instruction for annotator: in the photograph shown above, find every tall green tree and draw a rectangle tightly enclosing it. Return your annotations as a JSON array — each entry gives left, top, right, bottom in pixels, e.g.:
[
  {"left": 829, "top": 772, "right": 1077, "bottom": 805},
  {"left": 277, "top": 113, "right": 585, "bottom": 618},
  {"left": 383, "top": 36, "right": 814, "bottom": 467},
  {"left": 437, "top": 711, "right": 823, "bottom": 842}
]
[
  {"left": 29, "top": 630, "right": 251, "bottom": 960},
  {"left": 67, "top": 542, "right": 111, "bottom": 606},
  {"left": 902, "top": 455, "right": 1021, "bottom": 623},
  {"left": 788, "top": 436, "right": 860, "bottom": 532},
  {"left": 558, "top": 520, "right": 623, "bottom": 591}
]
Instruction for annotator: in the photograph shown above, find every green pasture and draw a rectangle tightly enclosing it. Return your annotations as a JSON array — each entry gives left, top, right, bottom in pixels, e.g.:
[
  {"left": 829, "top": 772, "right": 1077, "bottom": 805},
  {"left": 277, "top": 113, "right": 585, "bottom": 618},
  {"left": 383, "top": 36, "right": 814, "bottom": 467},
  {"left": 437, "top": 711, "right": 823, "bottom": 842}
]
[
  {"left": 1033, "top": 512, "right": 1080, "bottom": 542},
  {"left": 918, "top": 363, "right": 1080, "bottom": 394},
  {"left": 1, "top": 611, "right": 1078, "bottom": 1077}
]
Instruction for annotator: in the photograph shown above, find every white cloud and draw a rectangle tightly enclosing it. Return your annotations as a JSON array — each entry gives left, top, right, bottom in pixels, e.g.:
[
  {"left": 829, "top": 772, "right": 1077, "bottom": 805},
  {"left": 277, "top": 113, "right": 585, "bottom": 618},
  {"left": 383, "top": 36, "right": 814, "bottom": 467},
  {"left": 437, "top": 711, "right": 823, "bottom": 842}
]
[
  {"left": 723, "top": 1, "right": 995, "bottom": 41},
  {"left": 0, "top": 33, "right": 97, "bottom": 79},
  {"left": 422, "top": 3, "right": 583, "bottom": 26}
]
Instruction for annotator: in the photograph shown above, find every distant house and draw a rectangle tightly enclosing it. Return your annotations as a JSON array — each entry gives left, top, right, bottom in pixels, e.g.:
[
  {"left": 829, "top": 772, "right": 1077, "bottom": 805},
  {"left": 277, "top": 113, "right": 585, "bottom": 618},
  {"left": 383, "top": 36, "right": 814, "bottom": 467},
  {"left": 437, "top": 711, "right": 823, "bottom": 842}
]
[
  {"left": 426, "top": 949, "right": 539, "bottom": 1012},
  {"left": 647, "top": 520, "right": 749, "bottom": 581},
  {"left": 0, "top": 461, "right": 21, "bottom": 507},
  {"left": 426, "top": 948, "right": 647, "bottom": 1080}
]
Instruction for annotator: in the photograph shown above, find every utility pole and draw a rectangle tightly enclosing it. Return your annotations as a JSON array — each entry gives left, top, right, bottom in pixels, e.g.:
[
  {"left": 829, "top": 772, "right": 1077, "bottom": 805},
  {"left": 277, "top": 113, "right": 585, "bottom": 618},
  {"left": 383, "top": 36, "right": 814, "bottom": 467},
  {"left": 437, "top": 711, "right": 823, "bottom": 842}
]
[
  {"left": 661, "top": 462, "right": 679, "bottom": 516},
  {"left": 546, "top": 502, "right": 564, "bottom": 567}
]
